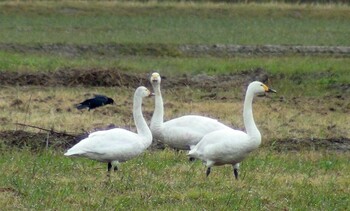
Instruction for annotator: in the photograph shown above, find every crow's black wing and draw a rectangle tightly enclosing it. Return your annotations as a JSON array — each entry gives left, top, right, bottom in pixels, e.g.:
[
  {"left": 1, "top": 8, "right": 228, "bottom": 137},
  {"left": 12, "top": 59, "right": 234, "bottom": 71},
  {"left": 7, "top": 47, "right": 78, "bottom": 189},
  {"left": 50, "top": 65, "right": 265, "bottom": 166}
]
[
  {"left": 93, "top": 95, "right": 109, "bottom": 101},
  {"left": 93, "top": 95, "right": 112, "bottom": 106},
  {"left": 76, "top": 99, "right": 93, "bottom": 110},
  {"left": 76, "top": 95, "right": 110, "bottom": 110}
]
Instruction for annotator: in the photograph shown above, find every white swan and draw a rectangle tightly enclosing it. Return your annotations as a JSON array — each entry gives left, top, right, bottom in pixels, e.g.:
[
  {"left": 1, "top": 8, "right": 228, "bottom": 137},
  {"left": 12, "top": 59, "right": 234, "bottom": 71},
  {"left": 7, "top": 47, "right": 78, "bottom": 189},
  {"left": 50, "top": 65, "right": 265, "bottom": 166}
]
[
  {"left": 150, "top": 72, "right": 231, "bottom": 151},
  {"left": 188, "top": 81, "right": 276, "bottom": 179},
  {"left": 64, "top": 86, "right": 153, "bottom": 173}
]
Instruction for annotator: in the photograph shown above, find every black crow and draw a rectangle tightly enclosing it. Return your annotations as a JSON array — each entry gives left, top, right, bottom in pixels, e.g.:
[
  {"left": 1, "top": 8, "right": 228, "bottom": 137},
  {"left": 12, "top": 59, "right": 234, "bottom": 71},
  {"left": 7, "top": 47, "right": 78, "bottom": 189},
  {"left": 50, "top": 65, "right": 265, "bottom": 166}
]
[{"left": 76, "top": 95, "right": 114, "bottom": 111}]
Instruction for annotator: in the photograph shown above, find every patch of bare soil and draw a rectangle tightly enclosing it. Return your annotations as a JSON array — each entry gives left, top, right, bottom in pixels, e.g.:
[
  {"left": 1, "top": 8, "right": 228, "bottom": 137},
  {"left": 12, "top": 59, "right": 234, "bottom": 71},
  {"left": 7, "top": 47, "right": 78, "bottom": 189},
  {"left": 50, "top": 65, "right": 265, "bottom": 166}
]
[
  {"left": 0, "top": 120, "right": 165, "bottom": 150},
  {"left": 272, "top": 137, "right": 350, "bottom": 152},
  {"left": 0, "top": 68, "right": 269, "bottom": 89},
  {"left": 0, "top": 130, "right": 82, "bottom": 150},
  {"left": 179, "top": 45, "right": 350, "bottom": 57},
  {"left": 0, "top": 68, "right": 146, "bottom": 87},
  {"left": 1, "top": 43, "right": 350, "bottom": 57},
  {"left": 1, "top": 130, "right": 349, "bottom": 151}
]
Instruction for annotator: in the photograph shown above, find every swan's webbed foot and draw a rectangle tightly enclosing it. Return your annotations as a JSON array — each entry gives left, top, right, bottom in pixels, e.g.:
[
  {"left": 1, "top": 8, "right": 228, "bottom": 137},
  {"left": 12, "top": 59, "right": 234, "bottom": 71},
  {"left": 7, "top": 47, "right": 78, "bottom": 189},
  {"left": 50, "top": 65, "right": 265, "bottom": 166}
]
[
  {"left": 189, "top": 157, "right": 195, "bottom": 162},
  {"left": 206, "top": 167, "right": 211, "bottom": 177},
  {"left": 114, "top": 165, "right": 118, "bottom": 171}
]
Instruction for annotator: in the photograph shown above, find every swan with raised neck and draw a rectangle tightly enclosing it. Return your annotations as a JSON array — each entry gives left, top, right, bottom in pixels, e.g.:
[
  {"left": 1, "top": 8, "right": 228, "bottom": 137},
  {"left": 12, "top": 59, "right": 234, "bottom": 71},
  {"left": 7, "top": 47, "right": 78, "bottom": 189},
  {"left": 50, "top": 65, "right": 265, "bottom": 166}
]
[
  {"left": 64, "top": 86, "right": 153, "bottom": 173},
  {"left": 188, "top": 81, "right": 276, "bottom": 179},
  {"left": 149, "top": 72, "right": 231, "bottom": 150}
]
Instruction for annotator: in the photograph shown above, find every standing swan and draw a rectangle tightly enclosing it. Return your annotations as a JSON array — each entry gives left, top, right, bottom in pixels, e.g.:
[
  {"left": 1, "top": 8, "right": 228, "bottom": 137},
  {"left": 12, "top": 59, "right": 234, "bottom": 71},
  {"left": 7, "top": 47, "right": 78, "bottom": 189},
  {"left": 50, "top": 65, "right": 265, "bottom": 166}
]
[
  {"left": 188, "top": 81, "right": 276, "bottom": 179},
  {"left": 150, "top": 72, "right": 231, "bottom": 150},
  {"left": 64, "top": 86, "right": 153, "bottom": 173}
]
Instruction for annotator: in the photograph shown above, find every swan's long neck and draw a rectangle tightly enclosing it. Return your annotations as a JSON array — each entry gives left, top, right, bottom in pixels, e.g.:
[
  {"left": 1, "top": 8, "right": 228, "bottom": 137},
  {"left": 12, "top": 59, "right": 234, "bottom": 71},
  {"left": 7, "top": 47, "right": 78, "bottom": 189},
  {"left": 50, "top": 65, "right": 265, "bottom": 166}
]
[
  {"left": 150, "top": 83, "right": 163, "bottom": 130},
  {"left": 133, "top": 94, "right": 152, "bottom": 148},
  {"left": 243, "top": 87, "right": 261, "bottom": 145}
]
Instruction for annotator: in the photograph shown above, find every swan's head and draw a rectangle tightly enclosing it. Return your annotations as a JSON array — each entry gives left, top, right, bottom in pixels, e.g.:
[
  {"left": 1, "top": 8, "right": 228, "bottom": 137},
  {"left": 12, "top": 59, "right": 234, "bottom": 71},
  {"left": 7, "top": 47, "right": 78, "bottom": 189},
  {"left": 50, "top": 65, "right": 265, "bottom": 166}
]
[
  {"left": 150, "top": 72, "right": 161, "bottom": 85},
  {"left": 249, "top": 81, "right": 276, "bottom": 94},
  {"left": 135, "top": 86, "right": 154, "bottom": 98}
]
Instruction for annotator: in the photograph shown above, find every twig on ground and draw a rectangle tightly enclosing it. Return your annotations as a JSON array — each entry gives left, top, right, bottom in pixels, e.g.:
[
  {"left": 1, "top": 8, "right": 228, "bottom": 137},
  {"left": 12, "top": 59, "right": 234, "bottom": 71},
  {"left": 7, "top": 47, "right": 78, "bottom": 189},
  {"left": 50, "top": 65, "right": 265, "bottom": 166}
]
[{"left": 14, "top": 122, "right": 77, "bottom": 138}]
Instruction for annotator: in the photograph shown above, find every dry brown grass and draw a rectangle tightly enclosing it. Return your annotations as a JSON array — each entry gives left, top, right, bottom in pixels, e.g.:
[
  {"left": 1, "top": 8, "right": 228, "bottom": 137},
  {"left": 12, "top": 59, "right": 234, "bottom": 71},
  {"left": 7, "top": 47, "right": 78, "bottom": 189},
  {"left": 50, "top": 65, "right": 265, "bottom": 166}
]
[{"left": 1, "top": 85, "right": 348, "bottom": 147}]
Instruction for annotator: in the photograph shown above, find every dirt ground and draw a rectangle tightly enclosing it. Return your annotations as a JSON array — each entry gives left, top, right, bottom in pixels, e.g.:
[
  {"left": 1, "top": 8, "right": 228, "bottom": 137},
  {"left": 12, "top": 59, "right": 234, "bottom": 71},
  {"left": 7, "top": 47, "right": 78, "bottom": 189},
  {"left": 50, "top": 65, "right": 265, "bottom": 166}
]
[
  {"left": 0, "top": 68, "right": 349, "bottom": 151},
  {"left": 0, "top": 67, "right": 269, "bottom": 89},
  {"left": 1, "top": 43, "right": 350, "bottom": 57},
  {"left": 0, "top": 67, "right": 270, "bottom": 151},
  {"left": 1, "top": 129, "right": 349, "bottom": 152},
  {"left": 0, "top": 44, "right": 349, "bottom": 151}
]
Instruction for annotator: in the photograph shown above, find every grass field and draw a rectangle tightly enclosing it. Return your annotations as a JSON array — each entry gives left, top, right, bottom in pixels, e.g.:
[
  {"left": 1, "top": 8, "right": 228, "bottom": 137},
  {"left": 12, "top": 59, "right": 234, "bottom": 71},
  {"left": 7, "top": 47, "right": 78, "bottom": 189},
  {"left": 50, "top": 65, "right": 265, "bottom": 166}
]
[
  {"left": 0, "top": 1, "right": 350, "bottom": 45},
  {"left": 0, "top": 1, "right": 349, "bottom": 210},
  {"left": 0, "top": 149, "right": 349, "bottom": 210}
]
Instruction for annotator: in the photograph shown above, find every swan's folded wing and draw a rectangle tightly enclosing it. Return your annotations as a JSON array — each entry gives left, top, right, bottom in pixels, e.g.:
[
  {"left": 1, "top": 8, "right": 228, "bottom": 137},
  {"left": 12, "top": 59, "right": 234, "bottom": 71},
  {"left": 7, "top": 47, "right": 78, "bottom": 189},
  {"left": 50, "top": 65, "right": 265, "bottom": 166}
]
[
  {"left": 189, "top": 129, "right": 248, "bottom": 161},
  {"left": 65, "top": 128, "right": 142, "bottom": 159}
]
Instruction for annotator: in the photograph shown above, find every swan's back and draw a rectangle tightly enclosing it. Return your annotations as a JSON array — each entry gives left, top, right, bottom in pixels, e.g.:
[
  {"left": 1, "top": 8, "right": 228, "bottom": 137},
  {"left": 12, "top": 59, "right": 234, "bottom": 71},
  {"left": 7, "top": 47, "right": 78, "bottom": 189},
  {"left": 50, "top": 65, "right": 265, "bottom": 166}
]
[
  {"left": 64, "top": 128, "right": 146, "bottom": 162},
  {"left": 159, "top": 115, "right": 231, "bottom": 149},
  {"left": 164, "top": 115, "right": 230, "bottom": 133}
]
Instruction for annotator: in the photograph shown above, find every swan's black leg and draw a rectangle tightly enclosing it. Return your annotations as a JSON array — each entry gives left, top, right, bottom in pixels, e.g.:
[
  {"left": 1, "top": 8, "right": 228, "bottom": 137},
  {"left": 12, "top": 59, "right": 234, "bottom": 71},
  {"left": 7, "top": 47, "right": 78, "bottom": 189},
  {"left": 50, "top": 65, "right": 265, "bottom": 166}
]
[
  {"left": 189, "top": 157, "right": 195, "bottom": 162},
  {"left": 206, "top": 167, "right": 211, "bottom": 177},
  {"left": 107, "top": 162, "right": 112, "bottom": 172},
  {"left": 233, "top": 166, "right": 239, "bottom": 180},
  {"left": 114, "top": 165, "right": 118, "bottom": 171},
  {"left": 106, "top": 162, "right": 113, "bottom": 178}
]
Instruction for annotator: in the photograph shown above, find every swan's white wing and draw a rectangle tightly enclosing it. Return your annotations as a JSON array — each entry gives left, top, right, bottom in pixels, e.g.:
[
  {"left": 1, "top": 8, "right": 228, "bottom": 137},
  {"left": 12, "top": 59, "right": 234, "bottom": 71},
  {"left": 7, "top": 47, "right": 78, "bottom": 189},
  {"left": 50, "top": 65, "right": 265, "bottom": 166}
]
[
  {"left": 188, "top": 129, "right": 254, "bottom": 166},
  {"left": 159, "top": 115, "right": 231, "bottom": 149},
  {"left": 159, "top": 126, "right": 203, "bottom": 149},
  {"left": 64, "top": 128, "right": 144, "bottom": 162}
]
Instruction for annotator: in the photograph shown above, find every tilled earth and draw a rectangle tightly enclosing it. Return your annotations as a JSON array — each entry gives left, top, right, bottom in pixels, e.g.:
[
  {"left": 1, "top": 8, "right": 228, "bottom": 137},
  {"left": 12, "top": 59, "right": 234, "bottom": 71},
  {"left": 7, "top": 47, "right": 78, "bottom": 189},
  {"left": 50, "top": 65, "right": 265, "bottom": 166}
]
[
  {"left": 0, "top": 44, "right": 349, "bottom": 151},
  {"left": 0, "top": 68, "right": 349, "bottom": 151},
  {"left": 1, "top": 43, "right": 350, "bottom": 57},
  {"left": 0, "top": 67, "right": 269, "bottom": 90}
]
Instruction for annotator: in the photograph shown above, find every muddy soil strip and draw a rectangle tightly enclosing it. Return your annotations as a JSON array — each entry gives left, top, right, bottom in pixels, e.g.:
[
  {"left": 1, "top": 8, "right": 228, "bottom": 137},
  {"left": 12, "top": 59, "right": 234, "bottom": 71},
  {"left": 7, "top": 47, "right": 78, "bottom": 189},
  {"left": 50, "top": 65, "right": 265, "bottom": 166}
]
[
  {"left": 0, "top": 68, "right": 269, "bottom": 88},
  {"left": 1, "top": 130, "right": 349, "bottom": 151},
  {"left": 179, "top": 45, "right": 350, "bottom": 57},
  {"left": 1, "top": 43, "right": 350, "bottom": 57},
  {"left": 271, "top": 137, "right": 350, "bottom": 152}
]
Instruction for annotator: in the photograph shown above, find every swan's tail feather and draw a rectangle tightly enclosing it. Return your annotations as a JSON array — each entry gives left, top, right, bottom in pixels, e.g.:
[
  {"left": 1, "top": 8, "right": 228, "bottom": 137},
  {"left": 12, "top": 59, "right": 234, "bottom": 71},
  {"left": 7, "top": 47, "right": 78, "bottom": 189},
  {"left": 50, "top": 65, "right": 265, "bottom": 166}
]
[
  {"left": 64, "top": 151, "right": 75, "bottom": 156},
  {"left": 64, "top": 149, "right": 83, "bottom": 156},
  {"left": 187, "top": 149, "right": 195, "bottom": 156}
]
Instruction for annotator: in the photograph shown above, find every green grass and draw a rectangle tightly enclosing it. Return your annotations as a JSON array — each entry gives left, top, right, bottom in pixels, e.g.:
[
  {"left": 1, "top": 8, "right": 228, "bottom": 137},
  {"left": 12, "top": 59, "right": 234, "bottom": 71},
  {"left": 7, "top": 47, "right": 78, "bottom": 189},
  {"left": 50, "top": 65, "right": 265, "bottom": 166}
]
[
  {"left": 1, "top": 51, "right": 349, "bottom": 75},
  {"left": 0, "top": 148, "right": 349, "bottom": 210},
  {"left": 0, "top": 2, "right": 349, "bottom": 45}
]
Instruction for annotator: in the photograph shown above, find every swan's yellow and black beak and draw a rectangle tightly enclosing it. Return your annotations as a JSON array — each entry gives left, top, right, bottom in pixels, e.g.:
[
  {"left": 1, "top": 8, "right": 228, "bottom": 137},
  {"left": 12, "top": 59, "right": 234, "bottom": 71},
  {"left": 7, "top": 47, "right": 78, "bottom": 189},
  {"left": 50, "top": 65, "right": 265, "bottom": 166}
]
[
  {"left": 148, "top": 92, "right": 155, "bottom": 97},
  {"left": 263, "top": 84, "right": 276, "bottom": 93},
  {"left": 150, "top": 72, "right": 160, "bottom": 83},
  {"left": 145, "top": 89, "right": 155, "bottom": 97}
]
